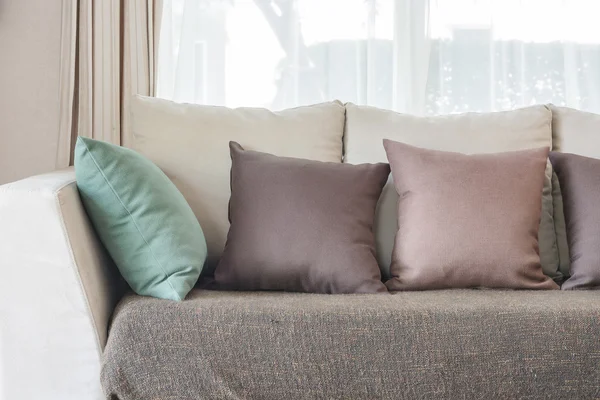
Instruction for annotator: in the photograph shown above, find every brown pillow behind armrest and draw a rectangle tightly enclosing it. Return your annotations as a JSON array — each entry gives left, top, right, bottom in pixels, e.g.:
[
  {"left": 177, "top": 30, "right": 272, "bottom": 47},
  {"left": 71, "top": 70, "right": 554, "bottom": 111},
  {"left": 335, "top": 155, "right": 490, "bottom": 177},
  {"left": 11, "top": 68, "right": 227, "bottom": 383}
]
[{"left": 550, "top": 152, "right": 600, "bottom": 290}]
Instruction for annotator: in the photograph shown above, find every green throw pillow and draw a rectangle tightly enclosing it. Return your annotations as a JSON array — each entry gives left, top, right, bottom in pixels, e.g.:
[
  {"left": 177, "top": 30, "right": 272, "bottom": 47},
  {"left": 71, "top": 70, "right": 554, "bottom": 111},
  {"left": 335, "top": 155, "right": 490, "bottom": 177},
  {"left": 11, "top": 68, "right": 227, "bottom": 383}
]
[{"left": 74, "top": 136, "right": 207, "bottom": 301}]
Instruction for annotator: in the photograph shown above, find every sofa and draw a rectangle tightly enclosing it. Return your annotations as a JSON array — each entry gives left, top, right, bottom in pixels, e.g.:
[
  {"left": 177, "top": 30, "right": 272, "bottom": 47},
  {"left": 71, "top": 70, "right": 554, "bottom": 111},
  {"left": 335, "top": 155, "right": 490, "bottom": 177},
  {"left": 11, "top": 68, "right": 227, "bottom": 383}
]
[{"left": 1, "top": 99, "right": 599, "bottom": 400}]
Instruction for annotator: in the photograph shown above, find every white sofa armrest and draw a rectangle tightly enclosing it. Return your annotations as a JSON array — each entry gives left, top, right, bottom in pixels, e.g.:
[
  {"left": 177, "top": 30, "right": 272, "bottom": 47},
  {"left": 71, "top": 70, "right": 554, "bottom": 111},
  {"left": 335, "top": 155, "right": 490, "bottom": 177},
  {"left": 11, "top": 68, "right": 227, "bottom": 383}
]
[{"left": 0, "top": 168, "right": 126, "bottom": 400}]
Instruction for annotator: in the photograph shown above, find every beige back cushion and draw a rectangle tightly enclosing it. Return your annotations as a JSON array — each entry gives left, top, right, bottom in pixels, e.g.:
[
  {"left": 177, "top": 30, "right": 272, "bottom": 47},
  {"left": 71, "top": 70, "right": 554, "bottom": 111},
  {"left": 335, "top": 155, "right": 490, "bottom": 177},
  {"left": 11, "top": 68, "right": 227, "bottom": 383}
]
[
  {"left": 344, "top": 104, "right": 560, "bottom": 280},
  {"left": 550, "top": 105, "right": 600, "bottom": 156},
  {"left": 130, "top": 96, "right": 345, "bottom": 272}
]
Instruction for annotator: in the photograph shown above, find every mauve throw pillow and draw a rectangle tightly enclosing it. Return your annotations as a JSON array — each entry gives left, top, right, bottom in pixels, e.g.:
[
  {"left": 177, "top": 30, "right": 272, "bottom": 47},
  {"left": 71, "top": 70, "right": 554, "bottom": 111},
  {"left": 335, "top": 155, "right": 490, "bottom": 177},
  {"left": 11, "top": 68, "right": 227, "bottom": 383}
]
[
  {"left": 549, "top": 152, "right": 600, "bottom": 290},
  {"left": 384, "top": 140, "right": 558, "bottom": 291},
  {"left": 215, "top": 142, "right": 389, "bottom": 294}
]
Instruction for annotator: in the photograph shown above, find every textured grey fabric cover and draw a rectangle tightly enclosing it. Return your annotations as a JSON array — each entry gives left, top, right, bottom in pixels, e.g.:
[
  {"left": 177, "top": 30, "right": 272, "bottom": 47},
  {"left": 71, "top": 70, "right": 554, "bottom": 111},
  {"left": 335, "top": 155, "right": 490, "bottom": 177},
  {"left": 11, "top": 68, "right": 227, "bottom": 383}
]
[{"left": 102, "top": 289, "right": 600, "bottom": 399}]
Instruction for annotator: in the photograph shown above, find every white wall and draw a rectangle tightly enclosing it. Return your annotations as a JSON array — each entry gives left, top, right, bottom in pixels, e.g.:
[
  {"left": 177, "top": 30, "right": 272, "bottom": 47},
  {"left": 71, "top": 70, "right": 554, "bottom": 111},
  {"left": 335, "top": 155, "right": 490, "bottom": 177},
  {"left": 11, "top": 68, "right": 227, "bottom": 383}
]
[{"left": 0, "top": 0, "right": 63, "bottom": 184}]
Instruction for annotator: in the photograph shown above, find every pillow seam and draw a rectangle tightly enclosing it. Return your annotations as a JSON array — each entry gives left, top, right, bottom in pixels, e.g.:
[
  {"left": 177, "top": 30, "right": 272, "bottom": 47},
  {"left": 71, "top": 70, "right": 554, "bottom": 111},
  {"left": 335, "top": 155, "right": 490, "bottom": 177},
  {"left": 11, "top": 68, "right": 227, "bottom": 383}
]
[{"left": 79, "top": 140, "right": 182, "bottom": 301}]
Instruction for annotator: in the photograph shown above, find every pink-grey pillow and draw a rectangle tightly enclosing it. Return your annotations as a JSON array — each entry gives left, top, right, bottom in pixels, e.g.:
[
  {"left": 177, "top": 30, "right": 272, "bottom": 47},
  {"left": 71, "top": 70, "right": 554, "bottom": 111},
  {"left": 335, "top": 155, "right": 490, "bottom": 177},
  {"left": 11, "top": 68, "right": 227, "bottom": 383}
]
[
  {"left": 549, "top": 152, "right": 600, "bottom": 290},
  {"left": 383, "top": 140, "right": 558, "bottom": 291},
  {"left": 214, "top": 142, "right": 389, "bottom": 294}
]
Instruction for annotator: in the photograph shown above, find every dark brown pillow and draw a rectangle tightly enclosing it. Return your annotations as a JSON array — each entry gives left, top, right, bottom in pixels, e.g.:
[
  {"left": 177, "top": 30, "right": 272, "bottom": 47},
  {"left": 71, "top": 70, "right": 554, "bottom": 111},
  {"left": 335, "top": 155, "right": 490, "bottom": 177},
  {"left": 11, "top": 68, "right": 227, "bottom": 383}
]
[
  {"left": 383, "top": 140, "right": 558, "bottom": 291},
  {"left": 549, "top": 152, "right": 600, "bottom": 290},
  {"left": 214, "top": 142, "right": 389, "bottom": 294}
]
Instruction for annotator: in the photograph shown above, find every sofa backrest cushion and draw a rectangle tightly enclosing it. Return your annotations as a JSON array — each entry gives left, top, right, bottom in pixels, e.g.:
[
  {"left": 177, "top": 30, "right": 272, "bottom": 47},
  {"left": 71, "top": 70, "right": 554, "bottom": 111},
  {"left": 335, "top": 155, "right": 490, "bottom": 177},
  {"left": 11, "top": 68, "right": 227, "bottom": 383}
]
[
  {"left": 550, "top": 106, "right": 600, "bottom": 156},
  {"left": 129, "top": 96, "right": 345, "bottom": 273},
  {"left": 344, "top": 104, "right": 560, "bottom": 280}
]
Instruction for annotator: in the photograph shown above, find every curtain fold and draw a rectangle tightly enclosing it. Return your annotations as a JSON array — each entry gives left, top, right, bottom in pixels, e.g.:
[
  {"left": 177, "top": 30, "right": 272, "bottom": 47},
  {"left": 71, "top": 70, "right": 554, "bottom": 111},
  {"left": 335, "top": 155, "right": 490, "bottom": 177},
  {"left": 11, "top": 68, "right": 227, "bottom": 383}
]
[
  {"left": 56, "top": 0, "right": 78, "bottom": 169},
  {"left": 56, "top": 0, "right": 162, "bottom": 168},
  {"left": 122, "top": 0, "right": 163, "bottom": 147},
  {"left": 392, "top": 0, "right": 431, "bottom": 114}
]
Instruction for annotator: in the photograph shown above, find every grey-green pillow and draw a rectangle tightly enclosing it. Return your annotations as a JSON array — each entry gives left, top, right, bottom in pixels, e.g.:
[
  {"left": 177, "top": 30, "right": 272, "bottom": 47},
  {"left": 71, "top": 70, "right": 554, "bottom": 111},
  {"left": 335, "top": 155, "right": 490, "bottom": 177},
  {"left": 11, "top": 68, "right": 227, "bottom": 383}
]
[{"left": 74, "top": 137, "right": 207, "bottom": 301}]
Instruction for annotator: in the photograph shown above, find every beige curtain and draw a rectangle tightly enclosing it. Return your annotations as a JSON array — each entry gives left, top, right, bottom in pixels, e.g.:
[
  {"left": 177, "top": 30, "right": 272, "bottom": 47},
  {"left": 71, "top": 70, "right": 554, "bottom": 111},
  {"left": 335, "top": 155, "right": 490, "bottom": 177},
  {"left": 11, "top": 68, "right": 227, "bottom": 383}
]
[{"left": 56, "top": 0, "right": 162, "bottom": 168}]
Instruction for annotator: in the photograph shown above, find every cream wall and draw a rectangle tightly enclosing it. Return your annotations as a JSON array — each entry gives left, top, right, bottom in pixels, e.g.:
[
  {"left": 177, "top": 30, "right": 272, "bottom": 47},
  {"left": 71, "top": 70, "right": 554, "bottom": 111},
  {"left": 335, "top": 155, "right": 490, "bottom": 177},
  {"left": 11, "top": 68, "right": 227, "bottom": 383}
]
[{"left": 0, "top": 1, "right": 64, "bottom": 184}]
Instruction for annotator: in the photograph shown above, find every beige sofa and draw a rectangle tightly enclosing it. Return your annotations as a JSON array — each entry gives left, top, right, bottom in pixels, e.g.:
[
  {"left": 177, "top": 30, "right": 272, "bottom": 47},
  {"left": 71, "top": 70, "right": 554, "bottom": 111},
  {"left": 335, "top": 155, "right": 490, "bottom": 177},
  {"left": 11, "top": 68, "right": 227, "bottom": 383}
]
[{"left": 1, "top": 100, "right": 599, "bottom": 399}]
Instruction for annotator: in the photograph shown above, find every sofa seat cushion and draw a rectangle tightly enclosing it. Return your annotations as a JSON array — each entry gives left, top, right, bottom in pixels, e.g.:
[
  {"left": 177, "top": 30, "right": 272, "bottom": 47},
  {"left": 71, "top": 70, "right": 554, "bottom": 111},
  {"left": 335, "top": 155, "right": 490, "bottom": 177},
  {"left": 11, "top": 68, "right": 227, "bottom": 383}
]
[{"left": 102, "top": 289, "right": 600, "bottom": 400}]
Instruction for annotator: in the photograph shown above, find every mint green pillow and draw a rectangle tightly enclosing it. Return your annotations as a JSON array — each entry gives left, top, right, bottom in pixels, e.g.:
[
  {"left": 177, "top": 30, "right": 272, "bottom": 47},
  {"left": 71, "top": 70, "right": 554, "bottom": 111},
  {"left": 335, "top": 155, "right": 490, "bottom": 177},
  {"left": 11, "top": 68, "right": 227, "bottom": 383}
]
[{"left": 74, "top": 137, "right": 207, "bottom": 301}]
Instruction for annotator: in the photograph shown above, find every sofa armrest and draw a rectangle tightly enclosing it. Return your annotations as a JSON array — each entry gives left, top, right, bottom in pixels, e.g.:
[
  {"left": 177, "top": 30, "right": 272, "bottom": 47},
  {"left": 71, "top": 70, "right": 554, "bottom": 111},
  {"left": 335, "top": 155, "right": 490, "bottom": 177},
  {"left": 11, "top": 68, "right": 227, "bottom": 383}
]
[{"left": 0, "top": 168, "right": 126, "bottom": 400}]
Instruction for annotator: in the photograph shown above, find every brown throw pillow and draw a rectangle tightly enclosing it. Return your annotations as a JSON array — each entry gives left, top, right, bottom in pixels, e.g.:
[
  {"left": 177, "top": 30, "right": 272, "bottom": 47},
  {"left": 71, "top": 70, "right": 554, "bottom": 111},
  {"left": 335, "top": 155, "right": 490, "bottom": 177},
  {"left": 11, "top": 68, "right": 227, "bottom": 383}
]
[
  {"left": 383, "top": 140, "right": 558, "bottom": 291},
  {"left": 215, "top": 142, "right": 389, "bottom": 294},
  {"left": 549, "top": 152, "right": 600, "bottom": 290}
]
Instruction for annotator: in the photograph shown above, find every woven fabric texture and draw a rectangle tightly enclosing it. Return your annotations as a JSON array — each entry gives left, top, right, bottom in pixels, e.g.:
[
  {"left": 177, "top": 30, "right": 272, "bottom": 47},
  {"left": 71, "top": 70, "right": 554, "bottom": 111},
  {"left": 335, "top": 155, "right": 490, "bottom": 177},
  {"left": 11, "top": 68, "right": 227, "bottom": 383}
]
[{"left": 101, "top": 289, "right": 600, "bottom": 399}]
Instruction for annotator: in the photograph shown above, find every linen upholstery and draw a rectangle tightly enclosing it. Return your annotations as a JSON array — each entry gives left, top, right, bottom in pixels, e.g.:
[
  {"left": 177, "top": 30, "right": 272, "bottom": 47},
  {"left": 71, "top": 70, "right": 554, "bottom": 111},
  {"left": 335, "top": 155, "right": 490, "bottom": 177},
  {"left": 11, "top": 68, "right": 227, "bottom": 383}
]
[
  {"left": 384, "top": 141, "right": 557, "bottom": 291},
  {"left": 215, "top": 142, "right": 389, "bottom": 294},
  {"left": 129, "top": 95, "right": 345, "bottom": 273},
  {"left": 102, "top": 289, "right": 600, "bottom": 400},
  {"left": 344, "top": 104, "right": 560, "bottom": 280},
  {"left": 550, "top": 105, "right": 600, "bottom": 156},
  {"left": 550, "top": 152, "right": 600, "bottom": 290},
  {"left": 0, "top": 169, "right": 125, "bottom": 400}
]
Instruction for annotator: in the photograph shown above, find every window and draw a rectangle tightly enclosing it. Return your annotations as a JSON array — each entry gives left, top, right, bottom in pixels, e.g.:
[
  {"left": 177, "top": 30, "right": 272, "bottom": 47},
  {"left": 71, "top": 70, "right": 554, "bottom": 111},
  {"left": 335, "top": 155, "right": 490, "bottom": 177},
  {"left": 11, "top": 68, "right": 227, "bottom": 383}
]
[{"left": 158, "top": 0, "right": 600, "bottom": 114}]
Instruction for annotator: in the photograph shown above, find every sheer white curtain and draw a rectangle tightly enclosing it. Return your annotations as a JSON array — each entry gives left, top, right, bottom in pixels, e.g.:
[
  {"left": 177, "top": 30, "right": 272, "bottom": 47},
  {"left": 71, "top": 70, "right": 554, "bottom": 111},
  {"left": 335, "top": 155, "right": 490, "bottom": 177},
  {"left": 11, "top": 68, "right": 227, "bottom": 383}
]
[{"left": 157, "top": 0, "right": 600, "bottom": 115}]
